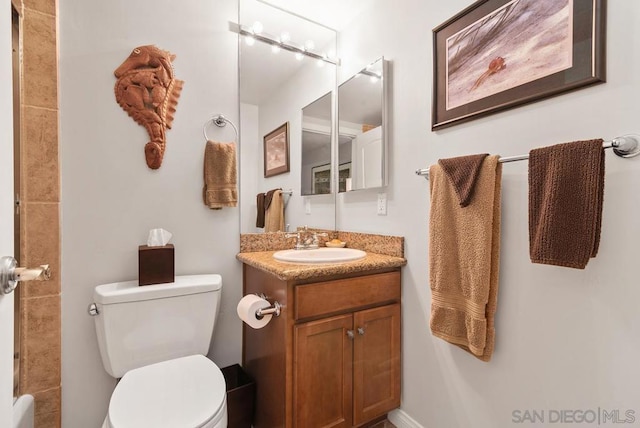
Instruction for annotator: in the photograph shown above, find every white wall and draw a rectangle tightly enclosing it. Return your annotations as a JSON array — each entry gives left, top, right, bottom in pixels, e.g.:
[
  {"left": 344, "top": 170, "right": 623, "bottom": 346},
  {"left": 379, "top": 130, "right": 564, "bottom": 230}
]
[
  {"left": 59, "top": 1, "right": 240, "bottom": 426},
  {"left": 338, "top": 1, "right": 640, "bottom": 427}
]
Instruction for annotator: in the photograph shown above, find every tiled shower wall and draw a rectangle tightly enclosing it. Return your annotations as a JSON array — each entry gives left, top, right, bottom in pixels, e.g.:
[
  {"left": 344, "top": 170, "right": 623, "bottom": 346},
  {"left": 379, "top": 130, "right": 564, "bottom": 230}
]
[{"left": 13, "top": 0, "right": 61, "bottom": 427}]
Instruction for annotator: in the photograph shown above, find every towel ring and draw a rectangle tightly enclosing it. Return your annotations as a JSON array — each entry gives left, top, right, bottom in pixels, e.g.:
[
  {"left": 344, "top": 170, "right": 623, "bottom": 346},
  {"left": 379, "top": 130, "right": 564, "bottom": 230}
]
[{"left": 203, "top": 114, "right": 238, "bottom": 142}]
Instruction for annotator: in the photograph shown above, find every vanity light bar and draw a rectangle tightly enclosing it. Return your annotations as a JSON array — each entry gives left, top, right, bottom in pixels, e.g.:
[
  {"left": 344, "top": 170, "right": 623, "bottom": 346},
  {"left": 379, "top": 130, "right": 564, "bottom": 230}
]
[{"left": 229, "top": 22, "right": 340, "bottom": 66}]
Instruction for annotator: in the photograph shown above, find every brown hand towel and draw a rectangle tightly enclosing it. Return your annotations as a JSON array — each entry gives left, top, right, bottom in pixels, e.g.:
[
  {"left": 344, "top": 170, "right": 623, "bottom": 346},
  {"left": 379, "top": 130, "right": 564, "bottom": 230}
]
[
  {"left": 256, "top": 193, "right": 266, "bottom": 228},
  {"left": 429, "top": 155, "right": 502, "bottom": 362},
  {"left": 264, "top": 189, "right": 285, "bottom": 232},
  {"left": 529, "top": 139, "right": 605, "bottom": 269},
  {"left": 438, "top": 153, "right": 489, "bottom": 207},
  {"left": 203, "top": 141, "right": 238, "bottom": 210}
]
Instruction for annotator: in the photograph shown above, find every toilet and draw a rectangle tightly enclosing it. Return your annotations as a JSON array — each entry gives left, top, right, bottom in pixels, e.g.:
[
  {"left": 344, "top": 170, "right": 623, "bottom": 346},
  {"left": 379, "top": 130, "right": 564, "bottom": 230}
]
[{"left": 91, "top": 274, "right": 228, "bottom": 428}]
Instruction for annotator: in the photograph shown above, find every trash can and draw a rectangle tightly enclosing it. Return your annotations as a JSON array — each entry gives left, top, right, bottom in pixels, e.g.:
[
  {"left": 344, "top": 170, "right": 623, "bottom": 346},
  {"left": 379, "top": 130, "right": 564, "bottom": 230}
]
[{"left": 221, "top": 364, "right": 255, "bottom": 428}]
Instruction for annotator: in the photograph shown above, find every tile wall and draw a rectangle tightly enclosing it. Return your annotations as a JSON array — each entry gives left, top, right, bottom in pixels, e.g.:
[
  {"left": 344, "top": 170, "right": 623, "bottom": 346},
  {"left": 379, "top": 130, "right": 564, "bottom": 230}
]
[{"left": 13, "top": 0, "right": 61, "bottom": 426}]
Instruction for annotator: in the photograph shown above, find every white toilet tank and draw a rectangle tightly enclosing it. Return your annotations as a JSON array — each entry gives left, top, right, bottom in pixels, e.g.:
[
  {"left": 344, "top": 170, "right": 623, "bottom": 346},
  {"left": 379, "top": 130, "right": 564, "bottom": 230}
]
[{"left": 92, "top": 274, "right": 222, "bottom": 378}]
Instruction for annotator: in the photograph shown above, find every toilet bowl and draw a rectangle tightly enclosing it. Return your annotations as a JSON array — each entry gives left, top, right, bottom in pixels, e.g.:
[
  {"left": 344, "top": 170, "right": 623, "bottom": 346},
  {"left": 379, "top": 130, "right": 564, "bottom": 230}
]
[{"left": 102, "top": 355, "right": 227, "bottom": 428}]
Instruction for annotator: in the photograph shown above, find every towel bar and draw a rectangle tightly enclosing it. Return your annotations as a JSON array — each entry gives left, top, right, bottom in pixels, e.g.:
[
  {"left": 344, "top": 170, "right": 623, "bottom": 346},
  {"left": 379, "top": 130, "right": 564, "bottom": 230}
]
[
  {"left": 203, "top": 114, "right": 239, "bottom": 142},
  {"left": 415, "top": 134, "right": 640, "bottom": 180}
]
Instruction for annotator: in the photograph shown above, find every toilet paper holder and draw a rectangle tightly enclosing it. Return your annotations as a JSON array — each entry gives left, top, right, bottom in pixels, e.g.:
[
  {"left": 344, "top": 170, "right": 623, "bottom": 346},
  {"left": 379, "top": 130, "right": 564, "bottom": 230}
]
[{"left": 255, "top": 293, "right": 281, "bottom": 320}]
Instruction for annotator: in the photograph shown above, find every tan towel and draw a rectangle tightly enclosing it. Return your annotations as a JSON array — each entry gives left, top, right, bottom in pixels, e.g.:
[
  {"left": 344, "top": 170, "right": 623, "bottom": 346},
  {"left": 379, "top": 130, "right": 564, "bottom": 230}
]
[
  {"left": 529, "top": 139, "right": 605, "bottom": 269},
  {"left": 203, "top": 141, "right": 237, "bottom": 210},
  {"left": 429, "top": 155, "right": 502, "bottom": 362},
  {"left": 264, "top": 189, "right": 284, "bottom": 232}
]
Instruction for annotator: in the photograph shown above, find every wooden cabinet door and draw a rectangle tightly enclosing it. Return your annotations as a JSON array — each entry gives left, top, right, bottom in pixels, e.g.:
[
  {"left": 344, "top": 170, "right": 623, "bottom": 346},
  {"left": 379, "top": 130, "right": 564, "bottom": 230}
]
[
  {"left": 294, "top": 314, "right": 353, "bottom": 428},
  {"left": 352, "top": 304, "right": 401, "bottom": 426}
]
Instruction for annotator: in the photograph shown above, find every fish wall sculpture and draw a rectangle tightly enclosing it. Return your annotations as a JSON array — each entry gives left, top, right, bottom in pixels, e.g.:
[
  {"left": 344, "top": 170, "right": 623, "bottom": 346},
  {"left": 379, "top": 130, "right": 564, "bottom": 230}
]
[{"left": 114, "top": 45, "right": 184, "bottom": 169}]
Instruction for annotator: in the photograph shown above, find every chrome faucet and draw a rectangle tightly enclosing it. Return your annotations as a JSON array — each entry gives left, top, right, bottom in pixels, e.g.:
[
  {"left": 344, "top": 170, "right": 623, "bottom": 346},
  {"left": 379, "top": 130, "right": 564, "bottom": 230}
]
[{"left": 285, "top": 226, "right": 328, "bottom": 250}]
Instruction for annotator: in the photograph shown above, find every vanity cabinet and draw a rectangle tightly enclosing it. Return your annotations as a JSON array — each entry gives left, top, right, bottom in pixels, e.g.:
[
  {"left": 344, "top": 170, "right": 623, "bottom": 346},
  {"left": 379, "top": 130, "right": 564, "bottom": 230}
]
[
  {"left": 294, "top": 304, "right": 400, "bottom": 428},
  {"left": 242, "top": 265, "right": 401, "bottom": 428}
]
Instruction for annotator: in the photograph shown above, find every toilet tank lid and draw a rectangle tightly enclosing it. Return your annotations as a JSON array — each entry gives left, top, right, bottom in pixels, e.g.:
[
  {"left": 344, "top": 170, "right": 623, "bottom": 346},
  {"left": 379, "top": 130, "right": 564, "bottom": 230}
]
[{"left": 94, "top": 274, "right": 222, "bottom": 305}]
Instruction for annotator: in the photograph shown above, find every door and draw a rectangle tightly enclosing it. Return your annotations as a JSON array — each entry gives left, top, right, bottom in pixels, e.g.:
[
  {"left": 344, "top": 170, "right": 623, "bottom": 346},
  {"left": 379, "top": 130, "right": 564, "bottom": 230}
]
[
  {"left": 351, "top": 126, "right": 383, "bottom": 189},
  {"left": 353, "top": 304, "right": 401, "bottom": 426},
  {"left": 294, "top": 314, "right": 353, "bottom": 428},
  {"left": 1, "top": 0, "right": 16, "bottom": 424}
]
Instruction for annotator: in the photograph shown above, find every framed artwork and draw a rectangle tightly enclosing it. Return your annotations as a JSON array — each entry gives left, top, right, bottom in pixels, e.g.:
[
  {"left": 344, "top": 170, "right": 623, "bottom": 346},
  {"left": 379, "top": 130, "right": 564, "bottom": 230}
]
[
  {"left": 337, "top": 162, "right": 351, "bottom": 193},
  {"left": 263, "top": 122, "right": 290, "bottom": 177},
  {"left": 311, "top": 163, "right": 331, "bottom": 194},
  {"left": 432, "top": 0, "right": 606, "bottom": 130},
  {"left": 311, "top": 162, "right": 352, "bottom": 194}
]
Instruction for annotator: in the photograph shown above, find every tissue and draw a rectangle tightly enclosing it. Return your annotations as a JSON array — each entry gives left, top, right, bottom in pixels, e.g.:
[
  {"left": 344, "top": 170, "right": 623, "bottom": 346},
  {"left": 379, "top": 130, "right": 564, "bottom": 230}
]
[{"left": 147, "top": 228, "right": 172, "bottom": 247}]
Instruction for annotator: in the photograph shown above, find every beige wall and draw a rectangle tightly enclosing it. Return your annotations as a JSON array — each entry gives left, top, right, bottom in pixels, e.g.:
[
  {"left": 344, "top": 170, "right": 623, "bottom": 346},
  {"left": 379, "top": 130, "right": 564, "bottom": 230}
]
[{"left": 15, "top": 0, "right": 61, "bottom": 427}]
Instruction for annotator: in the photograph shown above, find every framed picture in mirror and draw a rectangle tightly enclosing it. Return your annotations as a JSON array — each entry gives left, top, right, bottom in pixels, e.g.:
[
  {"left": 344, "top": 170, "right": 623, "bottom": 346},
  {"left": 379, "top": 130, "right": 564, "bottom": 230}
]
[
  {"left": 432, "top": 0, "right": 606, "bottom": 130},
  {"left": 263, "top": 122, "right": 290, "bottom": 177},
  {"left": 311, "top": 163, "right": 331, "bottom": 194}
]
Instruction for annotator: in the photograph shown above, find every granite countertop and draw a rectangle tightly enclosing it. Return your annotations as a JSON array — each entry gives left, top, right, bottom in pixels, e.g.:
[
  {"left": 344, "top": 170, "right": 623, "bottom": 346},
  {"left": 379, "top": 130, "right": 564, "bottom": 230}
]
[{"left": 236, "top": 250, "right": 407, "bottom": 281}]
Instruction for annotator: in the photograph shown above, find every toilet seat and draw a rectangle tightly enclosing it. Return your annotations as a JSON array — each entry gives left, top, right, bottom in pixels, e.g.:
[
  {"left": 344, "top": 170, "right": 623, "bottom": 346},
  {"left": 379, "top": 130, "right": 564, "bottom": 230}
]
[{"left": 105, "top": 355, "right": 227, "bottom": 428}]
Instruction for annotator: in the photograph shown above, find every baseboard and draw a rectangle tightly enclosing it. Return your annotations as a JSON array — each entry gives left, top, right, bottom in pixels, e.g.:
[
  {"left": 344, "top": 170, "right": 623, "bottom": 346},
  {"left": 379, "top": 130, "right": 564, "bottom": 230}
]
[{"left": 388, "top": 409, "right": 425, "bottom": 428}]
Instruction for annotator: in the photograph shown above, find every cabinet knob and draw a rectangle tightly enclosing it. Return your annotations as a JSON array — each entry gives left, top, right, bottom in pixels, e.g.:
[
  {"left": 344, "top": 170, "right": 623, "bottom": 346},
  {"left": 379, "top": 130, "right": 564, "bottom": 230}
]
[
  {"left": 346, "top": 329, "right": 354, "bottom": 340},
  {"left": 357, "top": 327, "right": 365, "bottom": 336}
]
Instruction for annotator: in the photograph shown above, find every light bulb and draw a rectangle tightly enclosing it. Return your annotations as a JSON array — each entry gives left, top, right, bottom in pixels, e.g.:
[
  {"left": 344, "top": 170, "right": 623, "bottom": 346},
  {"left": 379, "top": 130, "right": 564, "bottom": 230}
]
[
  {"left": 370, "top": 75, "right": 379, "bottom": 83},
  {"left": 316, "top": 58, "right": 324, "bottom": 67},
  {"left": 271, "top": 44, "right": 281, "bottom": 54},
  {"left": 252, "top": 21, "right": 263, "bottom": 34},
  {"left": 295, "top": 52, "right": 304, "bottom": 61},
  {"left": 245, "top": 36, "right": 255, "bottom": 46},
  {"left": 305, "top": 40, "right": 315, "bottom": 51},
  {"left": 327, "top": 49, "right": 336, "bottom": 59},
  {"left": 280, "top": 31, "right": 290, "bottom": 43}
]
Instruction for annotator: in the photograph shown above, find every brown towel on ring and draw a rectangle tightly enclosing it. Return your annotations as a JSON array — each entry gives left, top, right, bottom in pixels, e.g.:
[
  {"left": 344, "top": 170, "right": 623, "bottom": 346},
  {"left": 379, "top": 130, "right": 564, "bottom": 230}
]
[
  {"left": 429, "top": 155, "right": 502, "bottom": 362},
  {"left": 203, "top": 141, "right": 237, "bottom": 209},
  {"left": 529, "top": 139, "right": 605, "bottom": 269}
]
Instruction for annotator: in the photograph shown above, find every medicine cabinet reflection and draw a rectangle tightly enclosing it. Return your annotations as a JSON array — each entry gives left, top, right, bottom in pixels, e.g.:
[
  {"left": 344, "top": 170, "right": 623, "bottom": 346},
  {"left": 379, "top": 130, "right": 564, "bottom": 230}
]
[
  {"left": 301, "top": 92, "right": 332, "bottom": 196},
  {"left": 338, "top": 57, "right": 388, "bottom": 192}
]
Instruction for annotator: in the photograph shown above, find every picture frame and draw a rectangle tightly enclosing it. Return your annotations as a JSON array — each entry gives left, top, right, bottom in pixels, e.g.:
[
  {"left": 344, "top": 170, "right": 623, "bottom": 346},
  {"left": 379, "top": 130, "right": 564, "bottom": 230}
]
[
  {"left": 432, "top": 0, "right": 606, "bottom": 130},
  {"left": 263, "top": 122, "right": 290, "bottom": 177},
  {"left": 311, "top": 162, "right": 352, "bottom": 194},
  {"left": 311, "top": 163, "right": 331, "bottom": 194}
]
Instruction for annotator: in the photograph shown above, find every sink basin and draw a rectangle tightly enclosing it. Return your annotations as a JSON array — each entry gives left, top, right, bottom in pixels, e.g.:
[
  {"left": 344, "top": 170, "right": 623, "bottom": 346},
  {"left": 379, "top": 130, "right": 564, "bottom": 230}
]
[{"left": 273, "top": 248, "right": 366, "bottom": 264}]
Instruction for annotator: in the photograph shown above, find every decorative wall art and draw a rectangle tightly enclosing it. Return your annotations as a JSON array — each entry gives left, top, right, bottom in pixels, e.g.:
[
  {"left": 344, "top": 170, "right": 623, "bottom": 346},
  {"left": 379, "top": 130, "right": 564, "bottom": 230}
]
[
  {"left": 263, "top": 122, "right": 290, "bottom": 177},
  {"left": 114, "top": 45, "right": 184, "bottom": 169},
  {"left": 432, "top": 0, "right": 606, "bottom": 130}
]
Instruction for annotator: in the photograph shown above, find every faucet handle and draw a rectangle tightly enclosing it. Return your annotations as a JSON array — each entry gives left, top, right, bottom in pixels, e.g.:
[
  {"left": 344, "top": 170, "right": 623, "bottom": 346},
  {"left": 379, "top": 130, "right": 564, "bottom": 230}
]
[
  {"left": 285, "top": 232, "right": 300, "bottom": 239},
  {"left": 311, "top": 231, "right": 328, "bottom": 246}
]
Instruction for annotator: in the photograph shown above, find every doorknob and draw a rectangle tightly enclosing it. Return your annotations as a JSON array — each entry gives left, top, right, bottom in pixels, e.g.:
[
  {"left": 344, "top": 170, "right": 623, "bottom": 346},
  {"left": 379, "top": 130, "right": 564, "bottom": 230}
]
[{"left": 0, "top": 256, "right": 51, "bottom": 295}]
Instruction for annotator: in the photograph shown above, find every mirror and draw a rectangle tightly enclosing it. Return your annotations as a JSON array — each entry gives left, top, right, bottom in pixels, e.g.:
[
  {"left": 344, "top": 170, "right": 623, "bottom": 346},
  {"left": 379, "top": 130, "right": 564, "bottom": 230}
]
[
  {"left": 239, "top": 0, "right": 337, "bottom": 233},
  {"left": 301, "top": 92, "right": 332, "bottom": 196},
  {"left": 338, "top": 57, "right": 388, "bottom": 191}
]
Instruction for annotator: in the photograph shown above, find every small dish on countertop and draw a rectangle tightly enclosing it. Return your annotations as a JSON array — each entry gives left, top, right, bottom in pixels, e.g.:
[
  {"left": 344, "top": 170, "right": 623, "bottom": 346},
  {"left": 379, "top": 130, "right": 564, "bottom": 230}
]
[{"left": 325, "top": 240, "right": 347, "bottom": 248}]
